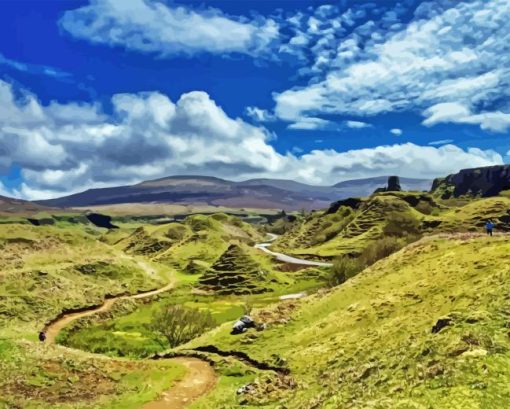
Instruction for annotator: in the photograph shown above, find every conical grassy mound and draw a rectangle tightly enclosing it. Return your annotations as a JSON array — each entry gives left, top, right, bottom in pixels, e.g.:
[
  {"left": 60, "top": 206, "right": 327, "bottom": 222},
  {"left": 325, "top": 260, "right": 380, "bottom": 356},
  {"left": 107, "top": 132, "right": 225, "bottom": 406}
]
[{"left": 199, "top": 244, "right": 271, "bottom": 295}]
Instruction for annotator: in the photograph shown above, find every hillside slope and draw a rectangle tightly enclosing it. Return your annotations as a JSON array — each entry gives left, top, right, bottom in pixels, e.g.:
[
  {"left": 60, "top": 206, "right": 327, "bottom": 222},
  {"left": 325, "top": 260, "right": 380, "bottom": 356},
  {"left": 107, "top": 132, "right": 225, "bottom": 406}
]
[
  {"left": 0, "top": 194, "right": 52, "bottom": 215},
  {"left": 187, "top": 234, "right": 510, "bottom": 408},
  {"left": 116, "top": 213, "right": 263, "bottom": 272},
  {"left": 273, "top": 192, "right": 510, "bottom": 258}
]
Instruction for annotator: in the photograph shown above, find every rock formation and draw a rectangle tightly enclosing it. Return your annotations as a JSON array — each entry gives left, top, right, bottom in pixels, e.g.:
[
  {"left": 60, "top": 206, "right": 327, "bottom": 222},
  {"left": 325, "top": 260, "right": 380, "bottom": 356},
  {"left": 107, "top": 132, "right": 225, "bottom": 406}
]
[{"left": 431, "top": 165, "right": 510, "bottom": 198}]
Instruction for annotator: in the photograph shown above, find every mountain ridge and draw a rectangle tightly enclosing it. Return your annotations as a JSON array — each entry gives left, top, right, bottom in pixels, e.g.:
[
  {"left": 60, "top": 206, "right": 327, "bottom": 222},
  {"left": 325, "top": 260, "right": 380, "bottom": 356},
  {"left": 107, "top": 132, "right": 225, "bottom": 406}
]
[{"left": 36, "top": 175, "right": 432, "bottom": 211}]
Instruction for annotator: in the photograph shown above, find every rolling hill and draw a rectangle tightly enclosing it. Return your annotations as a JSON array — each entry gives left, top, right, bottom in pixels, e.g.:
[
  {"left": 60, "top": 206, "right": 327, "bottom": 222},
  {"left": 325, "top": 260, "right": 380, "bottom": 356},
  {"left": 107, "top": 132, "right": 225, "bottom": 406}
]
[
  {"left": 36, "top": 175, "right": 432, "bottom": 211},
  {"left": 186, "top": 233, "right": 510, "bottom": 408},
  {"left": 0, "top": 194, "right": 51, "bottom": 215}
]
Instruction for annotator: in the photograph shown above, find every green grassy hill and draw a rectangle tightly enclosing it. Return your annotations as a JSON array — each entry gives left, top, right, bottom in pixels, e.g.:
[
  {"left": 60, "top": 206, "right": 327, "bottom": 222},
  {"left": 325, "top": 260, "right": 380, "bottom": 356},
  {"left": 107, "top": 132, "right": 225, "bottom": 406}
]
[
  {"left": 117, "top": 213, "right": 263, "bottom": 272},
  {"left": 273, "top": 192, "right": 510, "bottom": 259},
  {"left": 0, "top": 221, "right": 189, "bottom": 409},
  {"left": 199, "top": 243, "right": 273, "bottom": 295},
  {"left": 186, "top": 234, "right": 510, "bottom": 408}
]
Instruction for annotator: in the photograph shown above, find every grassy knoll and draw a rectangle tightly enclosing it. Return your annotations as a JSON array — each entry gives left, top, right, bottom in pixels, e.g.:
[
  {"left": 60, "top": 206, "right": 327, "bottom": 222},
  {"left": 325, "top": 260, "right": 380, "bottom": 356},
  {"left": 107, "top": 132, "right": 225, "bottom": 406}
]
[
  {"left": 184, "top": 234, "right": 510, "bottom": 408},
  {"left": 118, "top": 214, "right": 264, "bottom": 271},
  {"left": 273, "top": 192, "right": 510, "bottom": 259},
  {"left": 0, "top": 223, "right": 167, "bottom": 337},
  {"left": 0, "top": 221, "right": 191, "bottom": 408},
  {"left": 57, "top": 253, "right": 328, "bottom": 358},
  {"left": 0, "top": 338, "right": 185, "bottom": 409}
]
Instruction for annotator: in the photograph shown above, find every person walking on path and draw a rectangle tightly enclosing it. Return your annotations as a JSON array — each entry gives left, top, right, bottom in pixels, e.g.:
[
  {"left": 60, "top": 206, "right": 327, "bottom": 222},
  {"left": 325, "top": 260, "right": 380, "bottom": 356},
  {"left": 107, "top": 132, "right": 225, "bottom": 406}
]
[
  {"left": 38, "top": 331, "right": 46, "bottom": 342},
  {"left": 485, "top": 220, "right": 494, "bottom": 236}
]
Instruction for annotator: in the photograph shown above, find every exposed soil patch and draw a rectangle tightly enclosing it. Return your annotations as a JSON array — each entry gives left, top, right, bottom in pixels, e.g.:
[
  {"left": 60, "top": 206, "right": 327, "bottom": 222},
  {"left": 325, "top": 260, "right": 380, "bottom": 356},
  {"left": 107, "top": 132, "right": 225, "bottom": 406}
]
[{"left": 142, "top": 357, "right": 216, "bottom": 409}]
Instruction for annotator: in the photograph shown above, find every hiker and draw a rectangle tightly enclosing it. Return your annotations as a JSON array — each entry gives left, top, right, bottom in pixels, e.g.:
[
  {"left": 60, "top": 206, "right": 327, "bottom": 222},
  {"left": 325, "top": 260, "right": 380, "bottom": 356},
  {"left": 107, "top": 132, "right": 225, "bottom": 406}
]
[
  {"left": 231, "top": 315, "right": 256, "bottom": 335},
  {"left": 38, "top": 331, "right": 46, "bottom": 342},
  {"left": 485, "top": 220, "right": 494, "bottom": 236}
]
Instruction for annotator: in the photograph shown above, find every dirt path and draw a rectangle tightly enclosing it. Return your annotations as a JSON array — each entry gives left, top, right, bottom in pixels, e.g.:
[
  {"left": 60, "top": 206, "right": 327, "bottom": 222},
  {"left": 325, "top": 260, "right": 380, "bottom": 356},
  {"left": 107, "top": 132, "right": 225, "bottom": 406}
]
[
  {"left": 44, "top": 281, "right": 217, "bottom": 408},
  {"left": 45, "top": 281, "right": 175, "bottom": 344},
  {"left": 254, "top": 233, "right": 333, "bottom": 267},
  {"left": 142, "top": 357, "right": 217, "bottom": 409}
]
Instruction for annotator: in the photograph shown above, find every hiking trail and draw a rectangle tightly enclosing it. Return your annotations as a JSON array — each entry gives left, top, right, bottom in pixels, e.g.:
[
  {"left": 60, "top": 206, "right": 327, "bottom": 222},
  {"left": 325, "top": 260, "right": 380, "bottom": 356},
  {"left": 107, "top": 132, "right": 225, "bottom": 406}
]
[
  {"left": 254, "top": 233, "right": 333, "bottom": 267},
  {"left": 44, "top": 236, "right": 329, "bottom": 407},
  {"left": 44, "top": 280, "right": 217, "bottom": 409}
]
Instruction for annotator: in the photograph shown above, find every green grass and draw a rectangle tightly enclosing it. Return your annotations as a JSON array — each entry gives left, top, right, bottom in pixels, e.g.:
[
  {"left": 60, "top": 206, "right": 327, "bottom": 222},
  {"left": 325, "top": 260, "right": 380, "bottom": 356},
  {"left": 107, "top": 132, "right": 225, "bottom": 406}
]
[
  {"left": 0, "top": 338, "right": 185, "bottom": 409},
  {"left": 274, "top": 192, "right": 510, "bottom": 259},
  {"left": 185, "top": 234, "right": 510, "bottom": 408},
  {"left": 0, "top": 222, "right": 187, "bottom": 408},
  {"left": 57, "top": 289, "right": 247, "bottom": 358},
  {"left": 9, "top": 203, "right": 510, "bottom": 408}
]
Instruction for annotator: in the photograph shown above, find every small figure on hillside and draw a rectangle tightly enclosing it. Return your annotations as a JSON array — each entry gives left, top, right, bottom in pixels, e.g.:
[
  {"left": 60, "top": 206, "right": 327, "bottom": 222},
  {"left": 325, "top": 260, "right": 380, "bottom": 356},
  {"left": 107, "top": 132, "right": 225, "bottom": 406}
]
[
  {"left": 485, "top": 220, "right": 494, "bottom": 236},
  {"left": 38, "top": 331, "right": 46, "bottom": 342}
]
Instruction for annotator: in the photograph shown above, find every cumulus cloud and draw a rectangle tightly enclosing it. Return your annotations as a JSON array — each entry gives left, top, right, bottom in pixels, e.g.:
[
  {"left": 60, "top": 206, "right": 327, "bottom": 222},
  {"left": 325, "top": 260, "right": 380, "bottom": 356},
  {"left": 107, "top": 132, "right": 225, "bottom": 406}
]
[
  {"left": 0, "top": 80, "right": 502, "bottom": 200},
  {"left": 274, "top": 0, "right": 510, "bottom": 132},
  {"left": 60, "top": 0, "right": 279, "bottom": 57},
  {"left": 390, "top": 128, "right": 402, "bottom": 136},
  {"left": 287, "top": 117, "right": 335, "bottom": 130}
]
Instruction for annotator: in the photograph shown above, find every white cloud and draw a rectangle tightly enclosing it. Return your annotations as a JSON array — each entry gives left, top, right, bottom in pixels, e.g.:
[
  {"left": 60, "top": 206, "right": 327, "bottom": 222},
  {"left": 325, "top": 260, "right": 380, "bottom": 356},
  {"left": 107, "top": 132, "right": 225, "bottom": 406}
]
[
  {"left": 274, "top": 0, "right": 510, "bottom": 132},
  {"left": 60, "top": 0, "right": 279, "bottom": 57},
  {"left": 390, "top": 128, "right": 402, "bottom": 136},
  {"left": 346, "top": 120, "right": 371, "bottom": 129},
  {"left": 0, "top": 53, "right": 70, "bottom": 79},
  {"left": 292, "top": 143, "right": 503, "bottom": 185},
  {"left": 0, "top": 79, "right": 503, "bottom": 199},
  {"left": 428, "top": 139, "right": 454, "bottom": 146},
  {"left": 245, "top": 107, "right": 276, "bottom": 122},
  {"left": 287, "top": 117, "right": 333, "bottom": 130},
  {"left": 423, "top": 102, "right": 510, "bottom": 132}
]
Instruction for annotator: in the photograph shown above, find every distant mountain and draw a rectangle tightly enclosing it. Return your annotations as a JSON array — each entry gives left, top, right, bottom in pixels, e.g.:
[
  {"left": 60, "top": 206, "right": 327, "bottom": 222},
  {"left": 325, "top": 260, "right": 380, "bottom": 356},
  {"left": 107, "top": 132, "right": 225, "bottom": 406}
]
[
  {"left": 432, "top": 165, "right": 510, "bottom": 198},
  {"left": 37, "top": 175, "right": 432, "bottom": 211},
  {"left": 0, "top": 195, "right": 50, "bottom": 215}
]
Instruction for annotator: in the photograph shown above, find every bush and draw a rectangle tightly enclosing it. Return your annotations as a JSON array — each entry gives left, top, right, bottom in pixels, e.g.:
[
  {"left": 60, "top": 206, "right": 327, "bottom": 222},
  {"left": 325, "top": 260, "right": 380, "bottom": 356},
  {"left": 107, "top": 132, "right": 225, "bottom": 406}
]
[
  {"left": 329, "top": 235, "right": 420, "bottom": 287},
  {"left": 187, "top": 216, "right": 214, "bottom": 232},
  {"left": 148, "top": 305, "right": 216, "bottom": 348},
  {"left": 383, "top": 212, "right": 421, "bottom": 237},
  {"left": 329, "top": 258, "right": 361, "bottom": 285},
  {"left": 165, "top": 224, "right": 188, "bottom": 241}
]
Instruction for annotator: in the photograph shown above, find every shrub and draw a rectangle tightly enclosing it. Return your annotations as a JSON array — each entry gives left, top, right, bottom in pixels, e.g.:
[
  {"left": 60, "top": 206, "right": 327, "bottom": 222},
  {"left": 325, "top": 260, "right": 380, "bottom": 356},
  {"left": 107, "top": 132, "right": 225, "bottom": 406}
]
[
  {"left": 187, "top": 216, "right": 215, "bottom": 232},
  {"left": 148, "top": 305, "right": 216, "bottom": 348},
  {"left": 329, "top": 257, "right": 361, "bottom": 286},
  {"left": 383, "top": 212, "right": 421, "bottom": 237},
  {"left": 329, "top": 235, "right": 421, "bottom": 287},
  {"left": 165, "top": 224, "right": 188, "bottom": 241}
]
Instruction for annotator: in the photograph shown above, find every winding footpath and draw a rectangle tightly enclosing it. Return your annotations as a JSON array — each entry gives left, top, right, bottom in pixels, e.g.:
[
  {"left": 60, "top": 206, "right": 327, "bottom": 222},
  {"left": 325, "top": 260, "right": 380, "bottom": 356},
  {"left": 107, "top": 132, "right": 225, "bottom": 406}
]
[
  {"left": 254, "top": 233, "right": 333, "bottom": 267},
  {"left": 44, "top": 280, "right": 217, "bottom": 409},
  {"left": 44, "top": 235, "right": 329, "bottom": 408}
]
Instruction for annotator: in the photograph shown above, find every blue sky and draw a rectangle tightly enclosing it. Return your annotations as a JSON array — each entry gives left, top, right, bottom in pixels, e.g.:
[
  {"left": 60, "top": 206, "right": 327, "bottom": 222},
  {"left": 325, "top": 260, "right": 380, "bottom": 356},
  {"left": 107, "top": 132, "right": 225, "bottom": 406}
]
[{"left": 0, "top": 0, "right": 509, "bottom": 199}]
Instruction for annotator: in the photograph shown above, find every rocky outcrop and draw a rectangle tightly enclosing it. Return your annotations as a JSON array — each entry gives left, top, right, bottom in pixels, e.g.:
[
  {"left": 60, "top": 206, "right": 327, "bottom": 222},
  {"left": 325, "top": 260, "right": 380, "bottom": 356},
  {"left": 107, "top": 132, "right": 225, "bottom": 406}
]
[
  {"left": 386, "top": 176, "right": 401, "bottom": 191},
  {"left": 326, "top": 197, "right": 364, "bottom": 214},
  {"left": 373, "top": 176, "right": 402, "bottom": 194},
  {"left": 431, "top": 165, "right": 510, "bottom": 198}
]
